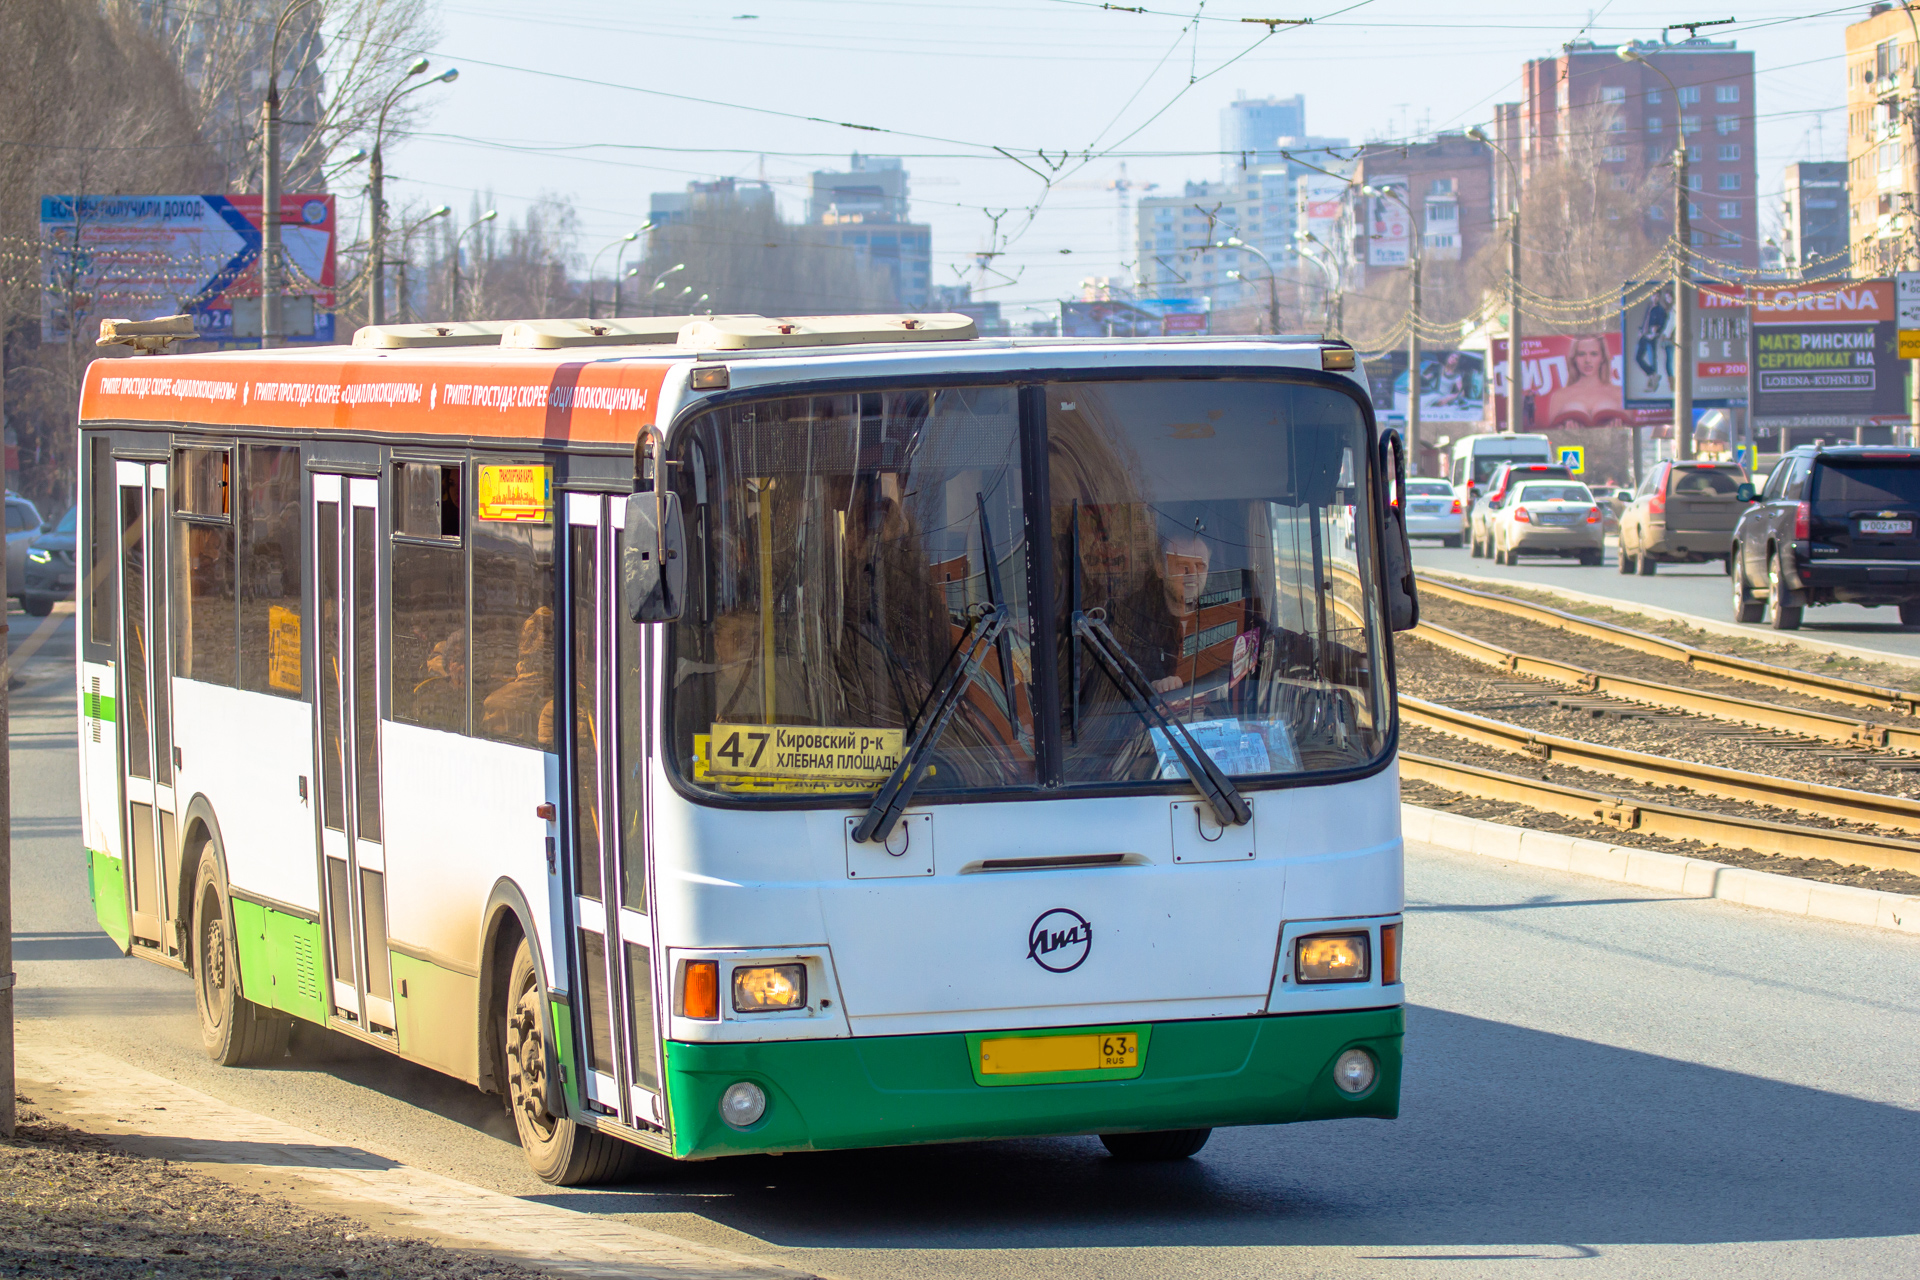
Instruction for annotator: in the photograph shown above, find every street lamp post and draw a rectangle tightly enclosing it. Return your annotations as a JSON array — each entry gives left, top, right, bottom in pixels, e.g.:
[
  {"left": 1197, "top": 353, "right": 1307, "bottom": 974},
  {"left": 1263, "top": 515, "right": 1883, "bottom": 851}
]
[
  {"left": 589, "top": 230, "right": 640, "bottom": 320},
  {"left": 448, "top": 208, "right": 497, "bottom": 321},
  {"left": 1366, "top": 183, "right": 1425, "bottom": 471},
  {"left": 260, "top": 0, "right": 317, "bottom": 349},
  {"left": 369, "top": 59, "right": 457, "bottom": 326},
  {"left": 1620, "top": 43, "right": 1692, "bottom": 463},
  {"left": 1467, "top": 125, "right": 1524, "bottom": 436},
  {"left": 1217, "top": 237, "right": 1280, "bottom": 334},
  {"left": 1295, "top": 231, "right": 1343, "bottom": 336},
  {"left": 646, "top": 263, "right": 687, "bottom": 315},
  {"left": 611, "top": 222, "right": 654, "bottom": 316},
  {"left": 396, "top": 205, "right": 450, "bottom": 323}
]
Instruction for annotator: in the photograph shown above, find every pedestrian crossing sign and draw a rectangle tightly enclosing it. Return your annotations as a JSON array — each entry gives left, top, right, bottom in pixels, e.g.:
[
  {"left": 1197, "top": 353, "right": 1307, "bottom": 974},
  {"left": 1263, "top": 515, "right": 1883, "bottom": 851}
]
[
  {"left": 1734, "top": 444, "right": 1754, "bottom": 470},
  {"left": 1558, "top": 446, "right": 1585, "bottom": 474}
]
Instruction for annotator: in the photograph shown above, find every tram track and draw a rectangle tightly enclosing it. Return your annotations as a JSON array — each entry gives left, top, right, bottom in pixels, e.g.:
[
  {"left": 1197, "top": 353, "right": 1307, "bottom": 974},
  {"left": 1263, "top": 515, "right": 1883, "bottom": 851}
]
[{"left": 1396, "top": 576, "right": 1920, "bottom": 886}]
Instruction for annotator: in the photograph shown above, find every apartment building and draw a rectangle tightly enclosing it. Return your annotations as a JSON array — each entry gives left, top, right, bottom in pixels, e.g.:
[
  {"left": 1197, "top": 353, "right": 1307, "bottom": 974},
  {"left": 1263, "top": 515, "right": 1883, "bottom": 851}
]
[
  {"left": 1779, "top": 161, "right": 1850, "bottom": 279},
  {"left": 1845, "top": 4, "right": 1920, "bottom": 275}
]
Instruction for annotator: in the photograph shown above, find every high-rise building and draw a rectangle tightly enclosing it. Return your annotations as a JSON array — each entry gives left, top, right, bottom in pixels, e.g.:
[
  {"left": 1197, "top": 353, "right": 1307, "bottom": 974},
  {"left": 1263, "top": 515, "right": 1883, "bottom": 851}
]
[
  {"left": 1353, "top": 133, "right": 1495, "bottom": 269},
  {"left": 1135, "top": 140, "right": 1348, "bottom": 314},
  {"left": 648, "top": 178, "right": 775, "bottom": 227},
  {"left": 806, "top": 155, "right": 932, "bottom": 309},
  {"left": 1221, "top": 94, "right": 1307, "bottom": 175},
  {"left": 1779, "top": 161, "right": 1850, "bottom": 278},
  {"left": 1502, "top": 35, "right": 1758, "bottom": 272},
  {"left": 1845, "top": 6, "right": 1918, "bottom": 275}
]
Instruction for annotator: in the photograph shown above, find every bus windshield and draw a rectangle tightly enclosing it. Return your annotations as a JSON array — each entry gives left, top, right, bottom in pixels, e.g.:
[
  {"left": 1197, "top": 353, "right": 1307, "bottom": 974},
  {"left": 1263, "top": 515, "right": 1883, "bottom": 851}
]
[{"left": 666, "top": 378, "right": 1388, "bottom": 803}]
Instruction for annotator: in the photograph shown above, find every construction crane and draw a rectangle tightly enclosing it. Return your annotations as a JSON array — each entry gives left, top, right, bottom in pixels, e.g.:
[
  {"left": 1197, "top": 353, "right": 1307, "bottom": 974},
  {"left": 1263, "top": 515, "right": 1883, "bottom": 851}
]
[{"left": 1054, "top": 163, "right": 1158, "bottom": 290}]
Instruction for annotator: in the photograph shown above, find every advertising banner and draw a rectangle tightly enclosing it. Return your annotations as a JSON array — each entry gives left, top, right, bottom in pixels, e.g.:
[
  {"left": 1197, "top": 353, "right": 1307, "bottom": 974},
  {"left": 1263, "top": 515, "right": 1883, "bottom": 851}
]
[
  {"left": 1621, "top": 283, "right": 1749, "bottom": 407},
  {"left": 1061, "top": 298, "right": 1209, "bottom": 337},
  {"left": 1367, "top": 177, "right": 1409, "bottom": 268},
  {"left": 1296, "top": 173, "right": 1348, "bottom": 242},
  {"left": 40, "top": 193, "right": 336, "bottom": 344},
  {"left": 1365, "top": 349, "right": 1485, "bottom": 424},
  {"left": 1748, "top": 280, "right": 1902, "bottom": 424},
  {"left": 1492, "top": 333, "right": 1668, "bottom": 430}
]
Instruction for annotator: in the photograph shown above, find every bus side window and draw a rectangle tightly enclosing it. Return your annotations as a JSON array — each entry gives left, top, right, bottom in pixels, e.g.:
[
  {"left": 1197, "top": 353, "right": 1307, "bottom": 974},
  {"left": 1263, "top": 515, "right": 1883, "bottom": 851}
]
[
  {"left": 173, "top": 445, "right": 238, "bottom": 687},
  {"left": 390, "top": 461, "right": 469, "bottom": 734},
  {"left": 471, "top": 458, "right": 555, "bottom": 751},
  {"left": 239, "top": 445, "right": 305, "bottom": 698},
  {"left": 88, "top": 436, "right": 116, "bottom": 647}
]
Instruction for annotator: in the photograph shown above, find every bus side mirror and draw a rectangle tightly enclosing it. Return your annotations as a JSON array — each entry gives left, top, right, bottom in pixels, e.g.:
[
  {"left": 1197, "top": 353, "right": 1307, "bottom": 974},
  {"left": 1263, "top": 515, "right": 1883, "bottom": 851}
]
[
  {"left": 622, "top": 489, "right": 686, "bottom": 622},
  {"left": 1735, "top": 482, "right": 1756, "bottom": 503},
  {"left": 1378, "top": 430, "right": 1419, "bottom": 632}
]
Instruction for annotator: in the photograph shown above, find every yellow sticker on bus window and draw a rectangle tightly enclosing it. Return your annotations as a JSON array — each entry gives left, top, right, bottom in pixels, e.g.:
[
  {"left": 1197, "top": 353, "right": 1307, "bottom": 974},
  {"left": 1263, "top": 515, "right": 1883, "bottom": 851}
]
[
  {"left": 476, "top": 465, "right": 552, "bottom": 522},
  {"left": 707, "top": 724, "right": 904, "bottom": 783},
  {"left": 267, "top": 604, "right": 301, "bottom": 692}
]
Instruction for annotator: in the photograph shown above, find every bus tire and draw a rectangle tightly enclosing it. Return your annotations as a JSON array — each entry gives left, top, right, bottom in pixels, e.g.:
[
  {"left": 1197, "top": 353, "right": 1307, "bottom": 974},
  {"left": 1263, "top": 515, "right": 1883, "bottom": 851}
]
[
  {"left": 504, "top": 938, "right": 647, "bottom": 1186},
  {"left": 1100, "top": 1128, "right": 1212, "bottom": 1161},
  {"left": 191, "top": 854, "right": 289, "bottom": 1067}
]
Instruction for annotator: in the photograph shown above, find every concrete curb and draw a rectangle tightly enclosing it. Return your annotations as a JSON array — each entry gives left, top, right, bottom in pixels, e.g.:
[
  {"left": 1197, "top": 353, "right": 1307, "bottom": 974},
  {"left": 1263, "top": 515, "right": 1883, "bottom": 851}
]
[
  {"left": 1419, "top": 565, "right": 1920, "bottom": 672},
  {"left": 1402, "top": 803, "right": 1920, "bottom": 934}
]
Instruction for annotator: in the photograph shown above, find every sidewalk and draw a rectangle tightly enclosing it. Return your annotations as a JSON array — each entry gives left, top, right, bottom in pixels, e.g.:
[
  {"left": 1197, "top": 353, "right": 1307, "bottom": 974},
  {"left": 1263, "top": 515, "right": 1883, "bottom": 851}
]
[{"left": 12, "top": 1026, "right": 823, "bottom": 1280}]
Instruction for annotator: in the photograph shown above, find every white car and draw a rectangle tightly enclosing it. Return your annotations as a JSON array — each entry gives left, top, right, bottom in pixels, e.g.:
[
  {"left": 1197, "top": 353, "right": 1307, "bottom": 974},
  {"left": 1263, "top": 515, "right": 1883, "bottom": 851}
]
[
  {"left": 1402, "top": 477, "right": 1462, "bottom": 547},
  {"left": 1487, "top": 480, "right": 1605, "bottom": 565}
]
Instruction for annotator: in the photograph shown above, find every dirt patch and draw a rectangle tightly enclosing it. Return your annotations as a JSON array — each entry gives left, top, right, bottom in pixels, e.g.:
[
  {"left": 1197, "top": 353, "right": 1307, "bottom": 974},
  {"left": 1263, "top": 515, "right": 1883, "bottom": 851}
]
[
  {"left": 1420, "top": 573, "right": 1920, "bottom": 694},
  {"left": 0, "top": 1103, "right": 544, "bottom": 1280},
  {"left": 1402, "top": 779, "right": 1920, "bottom": 897}
]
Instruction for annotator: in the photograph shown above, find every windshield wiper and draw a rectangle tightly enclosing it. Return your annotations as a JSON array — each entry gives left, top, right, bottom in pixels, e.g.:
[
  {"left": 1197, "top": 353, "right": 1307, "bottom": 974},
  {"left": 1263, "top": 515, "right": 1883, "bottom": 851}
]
[
  {"left": 1071, "top": 608, "right": 1252, "bottom": 828},
  {"left": 853, "top": 498, "right": 1014, "bottom": 845}
]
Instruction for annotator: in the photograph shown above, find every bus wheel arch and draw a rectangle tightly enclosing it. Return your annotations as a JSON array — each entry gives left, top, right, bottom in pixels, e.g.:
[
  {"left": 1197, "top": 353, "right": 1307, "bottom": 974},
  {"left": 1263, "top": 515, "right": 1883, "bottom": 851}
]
[
  {"left": 477, "top": 879, "right": 545, "bottom": 1100},
  {"left": 175, "top": 796, "right": 228, "bottom": 969},
  {"left": 179, "top": 799, "right": 288, "bottom": 1066}
]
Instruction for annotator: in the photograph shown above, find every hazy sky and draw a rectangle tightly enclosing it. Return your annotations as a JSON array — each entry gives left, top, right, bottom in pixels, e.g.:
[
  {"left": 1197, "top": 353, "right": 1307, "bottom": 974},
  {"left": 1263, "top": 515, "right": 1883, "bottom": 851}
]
[{"left": 388, "top": 1, "right": 1870, "bottom": 322}]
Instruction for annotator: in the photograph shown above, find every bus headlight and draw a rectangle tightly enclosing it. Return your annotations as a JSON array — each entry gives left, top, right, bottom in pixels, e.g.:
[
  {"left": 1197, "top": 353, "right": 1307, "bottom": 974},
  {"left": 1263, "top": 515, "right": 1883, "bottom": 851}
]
[
  {"left": 720, "top": 1081, "right": 767, "bottom": 1128},
  {"left": 732, "top": 964, "right": 807, "bottom": 1012},
  {"left": 1296, "top": 932, "right": 1370, "bottom": 984},
  {"left": 1333, "top": 1048, "right": 1376, "bottom": 1095}
]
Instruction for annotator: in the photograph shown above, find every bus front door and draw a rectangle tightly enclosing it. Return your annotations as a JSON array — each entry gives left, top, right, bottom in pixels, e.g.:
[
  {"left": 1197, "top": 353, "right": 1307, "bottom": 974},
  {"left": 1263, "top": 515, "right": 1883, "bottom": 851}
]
[
  {"left": 116, "top": 460, "right": 180, "bottom": 961},
  {"left": 563, "top": 493, "right": 663, "bottom": 1131},
  {"left": 312, "top": 474, "right": 395, "bottom": 1034}
]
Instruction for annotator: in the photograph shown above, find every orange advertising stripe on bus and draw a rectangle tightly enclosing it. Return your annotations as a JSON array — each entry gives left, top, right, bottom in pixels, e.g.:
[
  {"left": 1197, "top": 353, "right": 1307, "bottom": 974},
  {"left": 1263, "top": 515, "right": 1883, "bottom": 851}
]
[{"left": 80, "top": 351, "right": 673, "bottom": 446}]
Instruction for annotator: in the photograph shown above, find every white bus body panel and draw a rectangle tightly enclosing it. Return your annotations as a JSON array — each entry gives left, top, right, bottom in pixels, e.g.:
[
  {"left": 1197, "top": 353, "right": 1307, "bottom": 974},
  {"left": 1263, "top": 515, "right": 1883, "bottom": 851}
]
[
  {"left": 171, "top": 679, "right": 319, "bottom": 913},
  {"left": 80, "top": 659, "right": 122, "bottom": 865},
  {"left": 381, "top": 721, "right": 560, "bottom": 986},
  {"left": 650, "top": 760, "right": 1402, "bottom": 1041}
]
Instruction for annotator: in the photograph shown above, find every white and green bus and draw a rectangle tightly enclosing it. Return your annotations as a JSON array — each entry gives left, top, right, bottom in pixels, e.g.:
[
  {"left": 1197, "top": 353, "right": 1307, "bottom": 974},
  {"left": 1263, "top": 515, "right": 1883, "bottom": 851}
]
[{"left": 78, "top": 313, "right": 1415, "bottom": 1183}]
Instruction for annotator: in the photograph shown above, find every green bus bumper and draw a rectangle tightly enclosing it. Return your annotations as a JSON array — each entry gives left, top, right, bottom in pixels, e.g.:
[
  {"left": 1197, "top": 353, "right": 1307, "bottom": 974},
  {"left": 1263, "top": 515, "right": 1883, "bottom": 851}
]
[{"left": 663, "top": 1006, "right": 1402, "bottom": 1160}]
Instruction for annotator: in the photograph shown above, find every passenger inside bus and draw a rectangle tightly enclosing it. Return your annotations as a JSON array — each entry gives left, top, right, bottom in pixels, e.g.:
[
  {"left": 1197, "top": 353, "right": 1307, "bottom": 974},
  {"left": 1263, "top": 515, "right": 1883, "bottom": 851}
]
[{"left": 479, "top": 606, "right": 556, "bottom": 747}]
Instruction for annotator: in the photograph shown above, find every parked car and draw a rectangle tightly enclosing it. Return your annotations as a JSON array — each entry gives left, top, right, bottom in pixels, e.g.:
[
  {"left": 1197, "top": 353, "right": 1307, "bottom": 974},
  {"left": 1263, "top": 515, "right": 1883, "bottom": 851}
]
[
  {"left": 1731, "top": 445, "right": 1920, "bottom": 630},
  {"left": 21, "top": 504, "right": 75, "bottom": 617},
  {"left": 1486, "top": 479, "right": 1605, "bottom": 565},
  {"left": 1402, "top": 477, "right": 1463, "bottom": 546},
  {"left": 1468, "top": 462, "right": 1574, "bottom": 558},
  {"left": 1618, "top": 460, "right": 1747, "bottom": 575},
  {"left": 6, "top": 491, "right": 43, "bottom": 602}
]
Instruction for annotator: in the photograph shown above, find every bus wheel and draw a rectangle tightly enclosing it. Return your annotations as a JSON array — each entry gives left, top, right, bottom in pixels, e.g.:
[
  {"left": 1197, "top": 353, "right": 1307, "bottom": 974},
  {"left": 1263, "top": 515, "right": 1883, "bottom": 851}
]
[
  {"left": 192, "top": 855, "right": 289, "bottom": 1067},
  {"left": 504, "top": 939, "right": 645, "bottom": 1185},
  {"left": 1100, "top": 1128, "right": 1212, "bottom": 1161}
]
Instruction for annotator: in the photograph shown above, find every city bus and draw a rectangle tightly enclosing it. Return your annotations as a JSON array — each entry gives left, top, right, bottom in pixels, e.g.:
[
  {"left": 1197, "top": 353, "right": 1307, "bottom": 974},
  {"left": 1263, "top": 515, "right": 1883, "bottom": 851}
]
[{"left": 76, "top": 312, "right": 1415, "bottom": 1184}]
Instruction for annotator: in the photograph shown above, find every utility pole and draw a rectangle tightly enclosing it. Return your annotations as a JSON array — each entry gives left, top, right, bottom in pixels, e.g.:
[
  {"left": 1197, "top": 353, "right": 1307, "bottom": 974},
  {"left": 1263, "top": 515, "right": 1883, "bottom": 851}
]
[
  {"left": 260, "top": 1, "right": 316, "bottom": 349},
  {"left": 1902, "top": 2, "right": 1920, "bottom": 446},
  {"left": 368, "top": 60, "right": 454, "bottom": 326},
  {"left": 449, "top": 208, "right": 497, "bottom": 322},
  {"left": 1622, "top": 41, "right": 1693, "bottom": 462},
  {"left": 1470, "top": 125, "right": 1524, "bottom": 435},
  {"left": 0, "top": 364, "right": 10, "bottom": 1139}
]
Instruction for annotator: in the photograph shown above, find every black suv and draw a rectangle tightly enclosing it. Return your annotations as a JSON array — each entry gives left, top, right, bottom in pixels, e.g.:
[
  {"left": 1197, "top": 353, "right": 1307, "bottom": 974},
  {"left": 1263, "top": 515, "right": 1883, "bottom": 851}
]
[{"left": 1731, "top": 445, "right": 1920, "bottom": 630}]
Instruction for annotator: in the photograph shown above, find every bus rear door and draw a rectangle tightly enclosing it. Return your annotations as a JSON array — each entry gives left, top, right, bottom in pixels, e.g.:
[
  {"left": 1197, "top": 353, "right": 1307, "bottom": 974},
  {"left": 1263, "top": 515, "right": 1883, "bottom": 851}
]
[{"left": 115, "top": 459, "right": 180, "bottom": 960}]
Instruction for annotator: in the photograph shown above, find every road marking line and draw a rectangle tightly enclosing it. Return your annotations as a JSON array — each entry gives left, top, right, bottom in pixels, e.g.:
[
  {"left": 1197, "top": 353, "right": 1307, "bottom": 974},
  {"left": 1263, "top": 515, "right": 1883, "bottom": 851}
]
[{"left": 16, "top": 1027, "right": 830, "bottom": 1280}]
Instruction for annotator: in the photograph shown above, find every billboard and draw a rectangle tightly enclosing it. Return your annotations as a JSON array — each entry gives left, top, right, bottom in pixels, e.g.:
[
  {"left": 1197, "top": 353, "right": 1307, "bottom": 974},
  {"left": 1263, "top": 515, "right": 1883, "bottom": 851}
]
[
  {"left": 1061, "top": 298, "right": 1209, "bottom": 337},
  {"left": 40, "top": 194, "right": 336, "bottom": 344},
  {"left": 1749, "top": 281, "right": 1904, "bottom": 424},
  {"left": 1296, "top": 173, "right": 1348, "bottom": 242},
  {"left": 1492, "top": 333, "right": 1668, "bottom": 431},
  {"left": 1367, "top": 177, "right": 1409, "bottom": 268},
  {"left": 1621, "top": 283, "right": 1750, "bottom": 408},
  {"left": 1365, "top": 349, "right": 1486, "bottom": 424}
]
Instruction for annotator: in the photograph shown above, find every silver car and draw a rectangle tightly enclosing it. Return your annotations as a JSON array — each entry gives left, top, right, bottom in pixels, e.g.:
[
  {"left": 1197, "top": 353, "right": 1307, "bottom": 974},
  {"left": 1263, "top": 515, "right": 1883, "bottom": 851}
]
[
  {"left": 6, "top": 492, "right": 43, "bottom": 601},
  {"left": 1403, "top": 477, "right": 1463, "bottom": 547},
  {"left": 1488, "top": 480, "right": 1605, "bottom": 565}
]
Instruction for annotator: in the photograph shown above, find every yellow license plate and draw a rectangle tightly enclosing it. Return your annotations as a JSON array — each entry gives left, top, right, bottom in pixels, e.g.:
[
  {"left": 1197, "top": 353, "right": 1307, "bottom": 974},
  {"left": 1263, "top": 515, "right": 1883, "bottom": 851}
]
[{"left": 979, "top": 1031, "right": 1138, "bottom": 1075}]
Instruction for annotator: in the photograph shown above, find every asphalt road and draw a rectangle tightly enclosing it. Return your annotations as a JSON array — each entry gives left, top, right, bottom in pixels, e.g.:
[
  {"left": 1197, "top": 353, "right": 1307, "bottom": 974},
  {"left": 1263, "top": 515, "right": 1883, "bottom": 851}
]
[
  {"left": 1411, "top": 536, "right": 1920, "bottom": 663},
  {"left": 11, "top": 601, "right": 1920, "bottom": 1278}
]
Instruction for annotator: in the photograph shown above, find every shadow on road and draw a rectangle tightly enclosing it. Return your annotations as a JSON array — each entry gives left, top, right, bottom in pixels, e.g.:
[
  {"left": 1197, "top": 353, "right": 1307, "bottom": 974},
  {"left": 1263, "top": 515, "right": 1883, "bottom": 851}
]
[{"left": 523, "top": 1005, "right": 1919, "bottom": 1250}]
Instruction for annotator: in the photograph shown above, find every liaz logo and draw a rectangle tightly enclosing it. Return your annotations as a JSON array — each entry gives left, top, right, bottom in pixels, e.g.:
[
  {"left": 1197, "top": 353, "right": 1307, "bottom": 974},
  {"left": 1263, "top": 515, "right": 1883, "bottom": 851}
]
[{"left": 1027, "top": 908, "right": 1092, "bottom": 973}]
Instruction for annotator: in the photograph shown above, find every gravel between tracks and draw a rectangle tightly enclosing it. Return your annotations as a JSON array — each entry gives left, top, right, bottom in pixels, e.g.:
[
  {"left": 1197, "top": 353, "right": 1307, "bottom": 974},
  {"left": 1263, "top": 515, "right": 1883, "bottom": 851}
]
[
  {"left": 0, "top": 1101, "right": 543, "bottom": 1280},
  {"left": 1401, "top": 779, "right": 1920, "bottom": 897},
  {"left": 1418, "top": 594, "right": 1920, "bottom": 724},
  {"left": 1396, "top": 630, "right": 1920, "bottom": 802}
]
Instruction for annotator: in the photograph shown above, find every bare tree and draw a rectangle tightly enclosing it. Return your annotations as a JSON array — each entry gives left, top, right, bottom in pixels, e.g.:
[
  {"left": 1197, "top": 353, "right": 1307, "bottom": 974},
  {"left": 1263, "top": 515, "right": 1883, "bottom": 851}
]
[
  {"left": 0, "top": 1, "right": 220, "bottom": 511},
  {"left": 628, "top": 200, "right": 897, "bottom": 319},
  {"left": 118, "top": 0, "right": 440, "bottom": 194}
]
